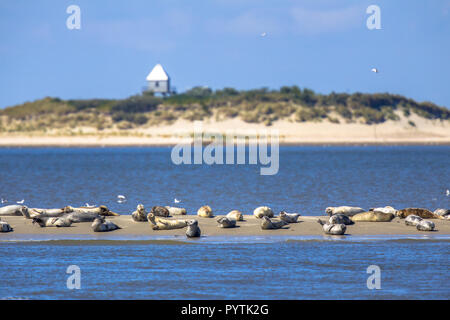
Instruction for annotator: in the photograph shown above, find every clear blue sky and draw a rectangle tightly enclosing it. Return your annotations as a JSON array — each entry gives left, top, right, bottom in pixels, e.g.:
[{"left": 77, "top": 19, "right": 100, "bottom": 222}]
[{"left": 1, "top": 0, "right": 449, "bottom": 108}]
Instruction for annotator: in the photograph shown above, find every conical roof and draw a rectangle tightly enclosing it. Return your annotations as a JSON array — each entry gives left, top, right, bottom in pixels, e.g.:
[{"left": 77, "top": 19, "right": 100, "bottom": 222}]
[{"left": 146, "top": 64, "right": 169, "bottom": 81}]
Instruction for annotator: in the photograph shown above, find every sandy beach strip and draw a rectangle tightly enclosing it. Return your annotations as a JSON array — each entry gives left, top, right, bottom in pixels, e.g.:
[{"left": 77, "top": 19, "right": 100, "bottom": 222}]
[{"left": 1, "top": 215, "right": 449, "bottom": 238}]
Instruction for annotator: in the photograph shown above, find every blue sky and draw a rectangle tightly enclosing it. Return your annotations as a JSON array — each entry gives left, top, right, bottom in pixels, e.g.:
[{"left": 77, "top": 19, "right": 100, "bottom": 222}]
[{"left": 0, "top": 0, "right": 449, "bottom": 108}]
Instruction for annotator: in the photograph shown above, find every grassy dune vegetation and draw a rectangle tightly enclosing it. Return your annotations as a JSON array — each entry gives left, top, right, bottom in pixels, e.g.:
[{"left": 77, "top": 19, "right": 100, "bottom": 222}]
[{"left": 0, "top": 86, "right": 448, "bottom": 133}]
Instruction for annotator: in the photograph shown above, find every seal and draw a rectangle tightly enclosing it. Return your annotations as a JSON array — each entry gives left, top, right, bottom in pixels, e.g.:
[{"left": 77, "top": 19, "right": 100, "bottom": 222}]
[
  {"left": 329, "top": 214, "right": 354, "bottom": 225},
  {"left": 217, "top": 217, "right": 237, "bottom": 228},
  {"left": 197, "top": 205, "right": 213, "bottom": 218},
  {"left": 416, "top": 220, "right": 435, "bottom": 232},
  {"left": 28, "top": 208, "right": 65, "bottom": 218},
  {"left": 254, "top": 206, "right": 274, "bottom": 219},
  {"left": 433, "top": 209, "right": 450, "bottom": 220},
  {"left": 0, "top": 205, "right": 28, "bottom": 217},
  {"left": 0, "top": 218, "right": 13, "bottom": 232},
  {"left": 165, "top": 206, "right": 187, "bottom": 215},
  {"left": 62, "top": 211, "right": 101, "bottom": 223},
  {"left": 405, "top": 215, "right": 423, "bottom": 226},
  {"left": 226, "top": 210, "right": 243, "bottom": 221},
  {"left": 260, "top": 216, "right": 288, "bottom": 230},
  {"left": 369, "top": 206, "right": 396, "bottom": 215},
  {"left": 278, "top": 211, "right": 300, "bottom": 223},
  {"left": 132, "top": 204, "right": 148, "bottom": 222},
  {"left": 351, "top": 211, "right": 395, "bottom": 222},
  {"left": 66, "top": 205, "right": 120, "bottom": 217},
  {"left": 325, "top": 206, "right": 364, "bottom": 216},
  {"left": 32, "top": 216, "right": 72, "bottom": 227},
  {"left": 147, "top": 213, "right": 188, "bottom": 230},
  {"left": 396, "top": 208, "right": 439, "bottom": 219},
  {"left": 91, "top": 216, "right": 120, "bottom": 232},
  {"left": 317, "top": 219, "right": 346, "bottom": 235},
  {"left": 186, "top": 220, "right": 201, "bottom": 238},
  {"left": 151, "top": 206, "right": 170, "bottom": 217}
]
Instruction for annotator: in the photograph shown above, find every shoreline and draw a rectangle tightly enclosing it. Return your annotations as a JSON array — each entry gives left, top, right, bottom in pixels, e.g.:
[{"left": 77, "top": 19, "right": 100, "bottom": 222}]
[{"left": 1, "top": 215, "right": 449, "bottom": 238}]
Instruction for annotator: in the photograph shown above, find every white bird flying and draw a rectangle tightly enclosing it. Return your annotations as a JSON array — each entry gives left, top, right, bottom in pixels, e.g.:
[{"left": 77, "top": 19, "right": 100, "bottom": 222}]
[
  {"left": 371, "top": 68, "right": 379, "bottom": 73},
  {"left": 261, "top": 32, "right": 267, "bottom": 37},
  {"left": 174, "top": 198, "right": 181, "bottom": 204},
  {"left": 16, "top": 199, "right": 25, "bottom": 204},
  {"left": 446, "top": 189, "right": 450, "bottom": 196},
  {"left": 117, "top": 195, "right": 127, "bottom": 203}
]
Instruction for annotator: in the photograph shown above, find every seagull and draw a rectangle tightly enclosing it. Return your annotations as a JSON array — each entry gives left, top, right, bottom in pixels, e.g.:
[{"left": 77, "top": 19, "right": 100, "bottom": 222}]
[
  {"left": 261, "top": 32, "right": 267, "bottom": 37},
  {"left": 174, "top": 198, "right": 181, "bottom": 204},
  {"left": 446, "top": 189, "right": 450, "bottom": 196},
  {"left": 1, "top": 198, "right": 7, "bottom": 204},
  {"left": 371, "top": 68, "right": 379, "bottom": 73},
  {"left": 16, "top": 199, "right": 25, "bottom": 204},
  {"left": 85, "top": 203, "right": 96, "bottom": 208},
  {"left": 117, "top": 195, "right": 127, "bottom": 203}
]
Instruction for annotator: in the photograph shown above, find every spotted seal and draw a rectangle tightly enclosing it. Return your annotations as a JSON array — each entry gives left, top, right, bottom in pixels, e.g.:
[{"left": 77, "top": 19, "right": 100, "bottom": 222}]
[
  {"left": 217, "top": 217, "right": 237, "bottom": 228},
  {"left": 254, "top": 206, "right": 274, "bottom": 219},
  {"left": 317, "top": 219, "right": 346, "bottom": 235},
  {"left": 197, "top": 205, "right": 213, "bottom": 218},
  {"left": 329, "top": 214, "right": 354, "bottom": 225},
  {"left": 278, "top": 211, "right": 300, "bottom": 223},
  {"left": 186, "top": 220, "right": 201, "bottom": 238},
  {"left": 150, "top": 206, "right": 170, "bottom": 217},
  {"left": 132, "top": 204, "right": 148, "bottom": 222},
  {"left": 405, "top": 215, "right": 423, "bottom": 226},
  {"left": 260, "top": 216, "right": 288, "bottom": 230},
  {"left": 416, "top": 220, "right": 435, "bottom": 232},
  {"left": 325, "top": 206, "right": 365, "bottom": 217},
  {"left": 91, "top": 216, "right": 120, "bottom": 232},
  {"left": 351, "top": 211, "right": 395, "bottom": 222},
  {"left": 165, "top": 206, "right": 187, "bottom": 215}
]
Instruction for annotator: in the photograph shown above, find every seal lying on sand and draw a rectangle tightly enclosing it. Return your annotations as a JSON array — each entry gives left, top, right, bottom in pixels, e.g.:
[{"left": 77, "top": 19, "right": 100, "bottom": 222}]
[
  {"left": 369, "top": 206, "right": 396, "bottom": 215},
  {"left": 91, "top": 216, "right": 120, "bottom": 232},
  {"left": 260, "top": 216, "right": 288, "bottom": 230},
  {"left": 278, "top": 211, "right": 300, "bottom": 223},
  {"left": 165, "top": 206, "right": 187, "bottom": 215},
  {"left": 416, "top": 220, "right": 435, "bottom": 232},
  {"left": 65, "top": 205, "right": 119, "bottom": 217},
  {"left": 132, "top": 204, "right": 147, "bottom": 222},
  {"left": 434, "top": 209, "right": 450, "bottom": 220},
  {"left": 32, "top": 216, "right": 72, "bottom": 227},
  {"left": 28, "top": 208, "right": 65, "bottom": 218},
  {"left": 317, "top": 219, "right": 346, "bottom": 235},
  {"left": 151, "top": 206, "right": 170, "bottom": 217},
  {"left": 405, "top": 215, "right": 423, "bottom": 226},
  {"left": 147, "top": 213, "right": 188, "bottom": 230},
  {"left": 226, "top": 210, "right": 243, "bottom": 221},
  {"left": 0, "top": 218, "right": 13, "bottom": 232},
  {"left": 62, "top": 211, "right": 101, "bottom": 223},
  {"left": 325, "top": 206, "right": 364, "bottom": 216},
  {"left": 254, "top": 206, "right": 274, "bottom": 219},
  {"left": 396, "top": 208, "right": 439, "bottom": 219},
  {"left": 351, "top": 211, "right": 395, "bottom": 222},
  {"left": 329, "top": 214, "right": 354, "bottom": 225},
  {"left": 0, "top": 205, "right": 28, "bottom": 217},
  {"left": 186, "top": 220, "right": 201, "bottom": 238},
  {"left": 217, "top": 217, "right": 237, "bottom": 228},
  {"left": 197, "top": 205, "right": 213, "bottom": 218}
]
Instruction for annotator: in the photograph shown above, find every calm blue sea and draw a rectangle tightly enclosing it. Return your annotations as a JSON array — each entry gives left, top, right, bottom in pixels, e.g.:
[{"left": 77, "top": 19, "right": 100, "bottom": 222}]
[{"left": 0, "top": 146, "right": 449, "bottom": 299}]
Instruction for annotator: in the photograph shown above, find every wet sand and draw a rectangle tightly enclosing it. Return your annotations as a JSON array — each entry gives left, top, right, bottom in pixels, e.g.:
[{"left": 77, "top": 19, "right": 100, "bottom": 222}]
[{"left": 1, "top": 215, "right": 449, "bottom": 238}]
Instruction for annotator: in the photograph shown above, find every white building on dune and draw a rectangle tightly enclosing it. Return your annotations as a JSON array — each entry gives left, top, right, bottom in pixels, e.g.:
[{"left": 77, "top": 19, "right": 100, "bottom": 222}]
[{"left": 145, "top": 64, "right": 172, "bottom": 95}]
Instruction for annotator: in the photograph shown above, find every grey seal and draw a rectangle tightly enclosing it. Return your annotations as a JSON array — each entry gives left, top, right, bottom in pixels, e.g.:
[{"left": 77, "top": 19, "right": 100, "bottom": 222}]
[
  {"left": 405, "top": 215, "right": 423, "bottom": 226},
  {"left": 226, "top": 210, "right": 243, "bottom": 221},
  {"left": 217, "top": 217, "right": 237, "bottom": 228},
  {"left": 433, "top": 209, "right": 450, "bottom": 220},
  {"left": 279, "top": 211, "right": 300, "bottom": 223},
  {"left": 151, "top": 206, "right": 170, "bottom": 217},
  {"left": 91, "top": 216, "right": 120, "bottom": 232},
  {"left": 32, "top": 216, "right": 72, "bottom": 227},
  {"left": 325, "top": 206, "right": 365, "bottom": 217},
  {"left": 396, "top": 208, "right": 438, "bottom": 219},
  {"left": 186, "top": 220, "right": 201, "bottom": 238},
  {"left": 329, "top": 214, "right": 354, "bottom": 225},
  {"left": 165, "top": 206, "right": 187, "bottom": 215},
  {"left": 0, "top": 218, "right": 13, "bottom": 232},
  {"left": 254, "top": 206, "right": 274, "bottom": 219},
  {"left": 0, "top": 205, "right": 28, "bottom": 217},
  {"left": 317, "top": 219, "right": 346, "bottom": 235},
  {"left": 416, "top": 220, "right": 435, "bottom": 232},
  {"left": 197, "top": 205, "right": 213, "bottom": 218},
  {"left": 260, "top": 216, "right": 288, "bottom": 230}
]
